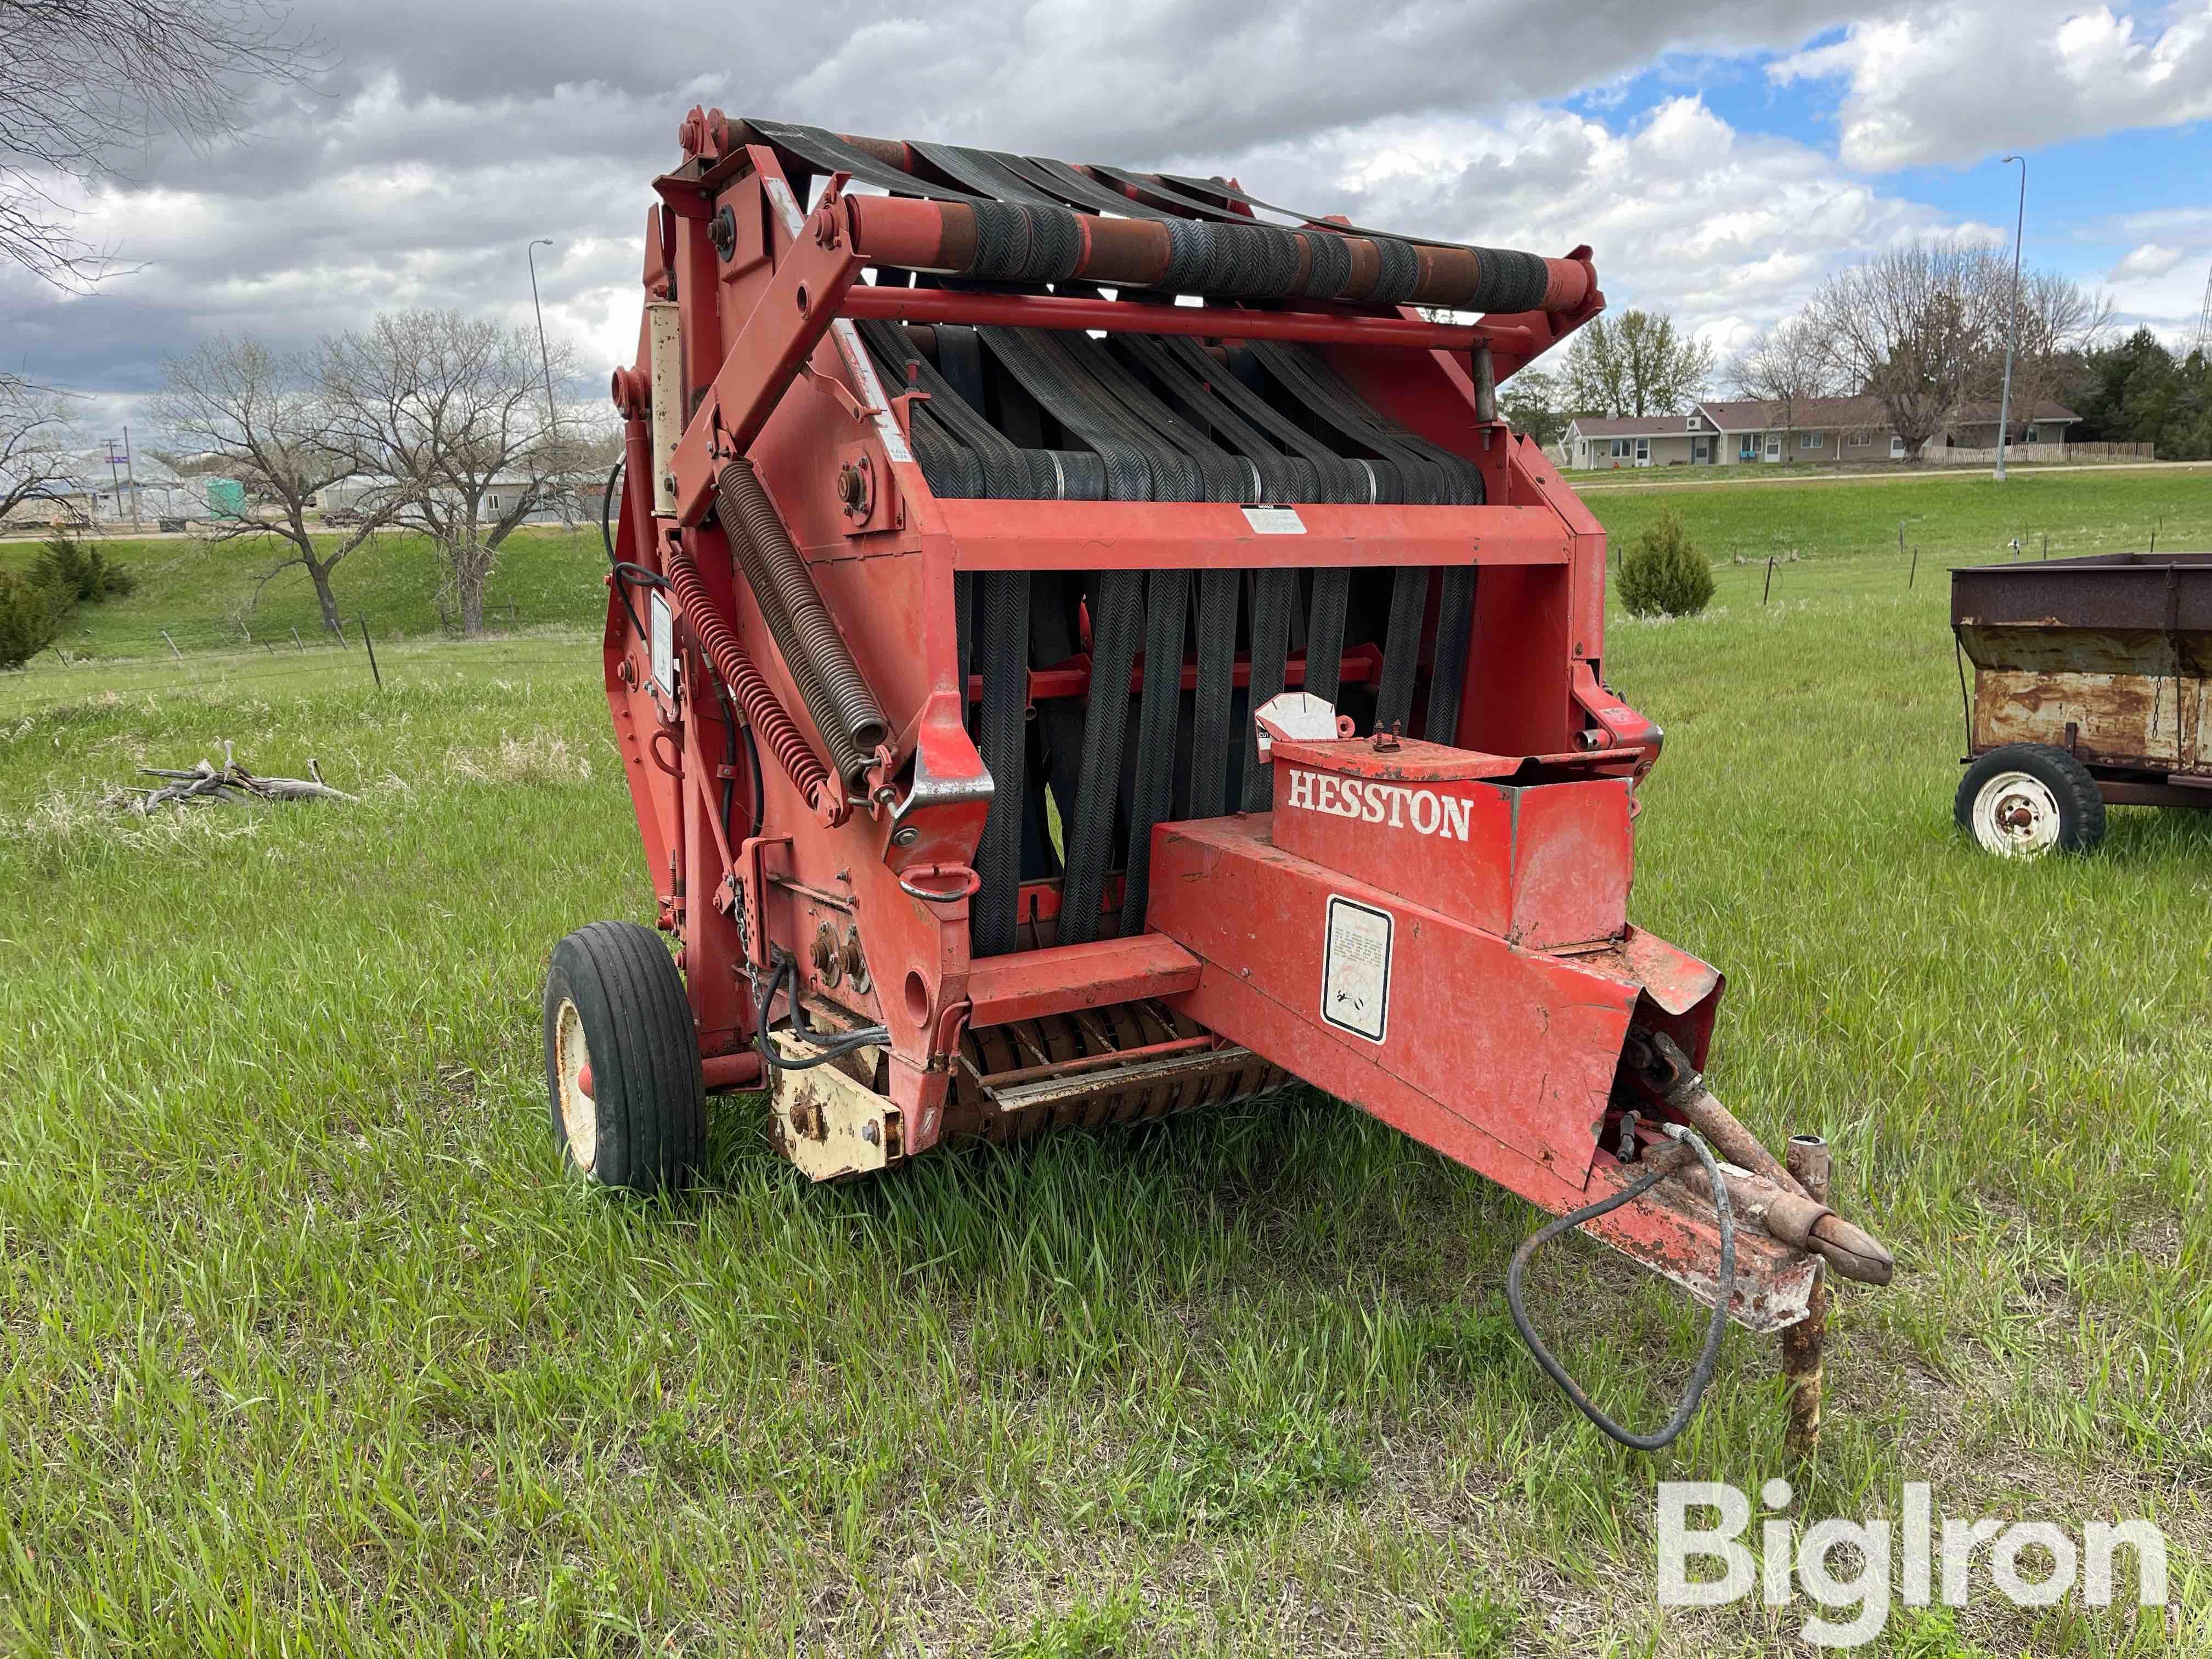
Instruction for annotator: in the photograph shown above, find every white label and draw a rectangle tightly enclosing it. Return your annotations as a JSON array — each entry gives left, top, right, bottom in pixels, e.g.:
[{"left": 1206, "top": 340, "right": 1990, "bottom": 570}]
[
  {"left": 1322, "top": 896, "right": 1392, "bottom": 1044},
  {"left": 1243, "top": 506, "right": 1306, "bottom": 534},
  {"left": 650, "top": 592, "right": 675, "bottom": 695}
]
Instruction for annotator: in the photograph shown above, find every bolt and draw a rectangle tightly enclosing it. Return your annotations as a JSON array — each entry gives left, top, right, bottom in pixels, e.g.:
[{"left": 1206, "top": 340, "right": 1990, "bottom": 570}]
[{"left": 891, "top": 825, "right": 918, "bottom": 847}]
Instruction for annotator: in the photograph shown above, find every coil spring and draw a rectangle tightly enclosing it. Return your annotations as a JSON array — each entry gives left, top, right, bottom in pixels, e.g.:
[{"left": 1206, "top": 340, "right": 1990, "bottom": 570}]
[
  {"left": 717, "top": 459, "right": 889, "bottom": 761},
  {"left": 665, "top": 545, "right": 834, "bottom": 819}
]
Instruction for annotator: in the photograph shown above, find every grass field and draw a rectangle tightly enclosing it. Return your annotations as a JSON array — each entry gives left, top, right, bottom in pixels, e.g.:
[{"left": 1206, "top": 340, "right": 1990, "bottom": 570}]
[{"left": 2, "top": 470, "right": 2209, "bottom": 1655}]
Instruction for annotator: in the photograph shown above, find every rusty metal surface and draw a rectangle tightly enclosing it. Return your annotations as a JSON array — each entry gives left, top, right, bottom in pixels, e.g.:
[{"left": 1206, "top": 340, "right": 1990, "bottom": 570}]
[
  {"left": 1780, "top": 1135, "right": 1832, "bottom": 1463},
  {"left": 1954, "top": 555, "right": 2211, "bottom": 774}
]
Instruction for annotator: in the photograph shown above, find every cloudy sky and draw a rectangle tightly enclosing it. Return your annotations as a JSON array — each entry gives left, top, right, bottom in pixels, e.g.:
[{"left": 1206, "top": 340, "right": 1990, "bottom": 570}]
[{"left": 7, "top": 0, "right": 2210, "bottom": 418}]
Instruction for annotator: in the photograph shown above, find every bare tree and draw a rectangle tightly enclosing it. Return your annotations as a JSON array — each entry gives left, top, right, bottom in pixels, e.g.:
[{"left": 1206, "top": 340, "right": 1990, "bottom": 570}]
[
  {"left": 150, "top": 336, "right": 402, "bottom": 633},
  {"left": 1563, "top": 309, "right": 1715, "bottom": 417},
  {"left": 1727, "top": 317, "right": 1837, "bottom": 452},
  {"left": 1985, "top": 260, "right": 2112, "bottom": 443},
  {"left": 1805, "top": 239, "right": 2002, "bottom": 461},
  {"left": 1, "top": 1, "right": 315, "bottom": 286},
  {"left": 0, "top": 375, "right": 81, "bottom": 522},
  {"left": 323, "top": 310, "right": 578, "bottom": 635}
]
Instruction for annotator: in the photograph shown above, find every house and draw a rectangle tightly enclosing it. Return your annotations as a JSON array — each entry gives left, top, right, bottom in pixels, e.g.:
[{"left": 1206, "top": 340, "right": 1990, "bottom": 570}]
[
  {"left": 1563, "top": 396, "right": 2083, "bottom": 469},
  {"left": 1561, "top": 413, "right": 1724, "bottom": 470},
  {"left": 1692, "top": 397, "right": 2082, "bottom": 466}
]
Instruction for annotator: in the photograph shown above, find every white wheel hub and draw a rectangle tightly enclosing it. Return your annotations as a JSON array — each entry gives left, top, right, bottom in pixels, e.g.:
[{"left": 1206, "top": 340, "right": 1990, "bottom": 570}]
[
  {"left": 1971, "top": 770, "right": 2062, "bottom": 857},
  {"left": 554, "top": 997, "right": 597, "bottom": 1172}
]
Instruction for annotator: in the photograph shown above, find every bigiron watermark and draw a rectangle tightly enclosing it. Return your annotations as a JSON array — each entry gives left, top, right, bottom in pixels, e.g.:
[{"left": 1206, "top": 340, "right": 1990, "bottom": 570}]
[{"left": 1656, "top": 1479, "right": 2169, "bottom": 1647}]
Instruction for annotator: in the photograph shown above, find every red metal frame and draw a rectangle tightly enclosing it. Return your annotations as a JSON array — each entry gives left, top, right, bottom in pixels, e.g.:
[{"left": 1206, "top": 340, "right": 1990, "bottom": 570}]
[{"left": 595, "top": 115, "right": 1821, "bottom": 1329}]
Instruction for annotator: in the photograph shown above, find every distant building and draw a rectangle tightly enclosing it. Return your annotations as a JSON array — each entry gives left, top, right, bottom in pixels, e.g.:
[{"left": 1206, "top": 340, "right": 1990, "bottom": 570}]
[{"left": 1564, "top": 397, "right": 2083, "bottom": 469}]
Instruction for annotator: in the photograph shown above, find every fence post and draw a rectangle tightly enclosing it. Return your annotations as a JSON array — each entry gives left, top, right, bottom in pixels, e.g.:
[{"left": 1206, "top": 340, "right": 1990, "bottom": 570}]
[
  {"left": 1763, "top": 556, "right": 1775, "bottom": 605},
  {"left": 360, "top": 617, "right": 382, "bottom": 691},
  {"left": 291, "top": 627, "right": 304, "bottom": 652},
  {"left": 161, "top": 629, "right": 180, "bottom": 660},
  {"left": 1909, "top": 546, "right": 1920, "bottom": 589}
]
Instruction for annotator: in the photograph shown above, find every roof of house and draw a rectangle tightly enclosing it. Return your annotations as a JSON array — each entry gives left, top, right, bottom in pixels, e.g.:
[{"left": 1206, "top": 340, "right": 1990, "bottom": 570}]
[
  {"left": 1565, "top": 414, "right": 1707, "bottom": 438},
  {"left": 1695, "top": 396, "right": 2081, "bottom": 432}
]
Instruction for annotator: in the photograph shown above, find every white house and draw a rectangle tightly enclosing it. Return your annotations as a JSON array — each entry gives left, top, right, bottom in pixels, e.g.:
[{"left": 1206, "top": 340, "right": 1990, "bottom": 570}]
[{"left": 1564, "top": 396, "right": 2084, "bottom": 469}]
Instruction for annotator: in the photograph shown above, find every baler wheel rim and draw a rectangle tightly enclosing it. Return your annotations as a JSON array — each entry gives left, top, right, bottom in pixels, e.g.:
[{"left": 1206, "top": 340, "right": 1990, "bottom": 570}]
[{"left": 553, "top": 997, "right": 596, "bottom": 1172}]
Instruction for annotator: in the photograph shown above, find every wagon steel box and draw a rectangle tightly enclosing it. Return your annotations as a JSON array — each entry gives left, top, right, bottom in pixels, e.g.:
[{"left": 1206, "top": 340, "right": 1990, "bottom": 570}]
[{"left": 1951, "top": 551, "right": 2212, "bottom": 855}]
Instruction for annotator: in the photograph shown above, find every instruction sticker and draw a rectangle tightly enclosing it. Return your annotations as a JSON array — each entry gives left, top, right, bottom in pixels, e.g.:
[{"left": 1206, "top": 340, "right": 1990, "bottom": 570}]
[
  {"left": 650, "top": 592, "right": 675, "bottom": 695},
  {"left": 1243, "top": 506, "right": 1306, "bottom": 534},
  {"left": 1322, "top": 895, "right": 1392, "bottom": 1044}
]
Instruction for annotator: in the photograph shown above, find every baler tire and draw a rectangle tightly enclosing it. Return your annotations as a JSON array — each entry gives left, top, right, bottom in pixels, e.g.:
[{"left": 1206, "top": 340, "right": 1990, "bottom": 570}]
[
  {"left": 1955, "top": 744, "right": 2106, "bottom": 858},
  {"left": 543, "top": 922, "right": 706, "bottom": 1194}
]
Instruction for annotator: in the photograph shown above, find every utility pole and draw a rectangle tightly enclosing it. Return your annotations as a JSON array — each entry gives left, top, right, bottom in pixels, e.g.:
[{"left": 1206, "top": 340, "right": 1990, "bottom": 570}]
[
  {"left": 527, "top": 239, "right": 560, "bottom": 442},
  {"left": 1994, "top": 155, "right": 2026, "bottom": 483},
  {"left": 122, "top": 425, "right": 140, "bottom": 524}
]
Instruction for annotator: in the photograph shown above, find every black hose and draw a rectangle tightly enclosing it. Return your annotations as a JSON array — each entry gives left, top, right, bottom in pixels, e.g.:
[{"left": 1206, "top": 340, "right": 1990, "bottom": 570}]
[
  {"left": 752, "top": 953, "right": 889, "bottom": 1073},
  {"left": 1506, "top": 1125, "right": 1735, "bottom": 1452}
]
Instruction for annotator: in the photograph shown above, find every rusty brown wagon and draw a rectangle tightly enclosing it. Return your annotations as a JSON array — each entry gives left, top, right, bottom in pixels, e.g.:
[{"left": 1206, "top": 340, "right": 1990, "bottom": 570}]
[{"left": 1951, "top": 550, "right": 2212, "bottom": 855}]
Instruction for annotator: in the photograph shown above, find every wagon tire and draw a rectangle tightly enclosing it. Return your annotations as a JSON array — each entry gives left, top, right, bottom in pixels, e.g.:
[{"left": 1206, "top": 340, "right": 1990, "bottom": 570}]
[
  {"left": 1955, "top": 744, "right": 2106, "bottom": 858},
  {"left": 543, "top": 921, "right": 706, "bottom": 1193}
]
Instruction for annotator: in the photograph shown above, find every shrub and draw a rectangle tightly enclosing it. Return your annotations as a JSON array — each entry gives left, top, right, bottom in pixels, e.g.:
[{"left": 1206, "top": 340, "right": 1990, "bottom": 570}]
[
  {"left": 1616, "top": 510, "right": 1714, "bottom": 618},
  {"left": 30, "top": 532, "right": 137, "bottom": 605},
  {"left": 0, "top": 571, "right": 65, "bottom": 669}
]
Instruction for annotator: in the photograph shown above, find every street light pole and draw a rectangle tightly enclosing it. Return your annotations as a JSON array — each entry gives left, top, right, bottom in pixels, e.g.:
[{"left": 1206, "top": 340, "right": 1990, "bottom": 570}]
[
  {"left": 1994, "top": 155, "right": 2026, "bottom": 483},
  {"left": 527, "top": 239, "right": 560, "bottom": 443}
]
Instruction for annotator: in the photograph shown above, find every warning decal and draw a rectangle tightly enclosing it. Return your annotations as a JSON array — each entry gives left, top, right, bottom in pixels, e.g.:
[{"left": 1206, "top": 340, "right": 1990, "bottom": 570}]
[
  {"left": 1242, "top": 505, "right": 1306, "bottom": 534},
  {"left": 1321, "top": 895, "right": 1392, "bottom": 1043}
]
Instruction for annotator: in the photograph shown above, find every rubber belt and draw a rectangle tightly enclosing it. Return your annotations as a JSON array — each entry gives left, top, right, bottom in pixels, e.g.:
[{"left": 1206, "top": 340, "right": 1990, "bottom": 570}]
[
  {"left": 954, "top": 569, "right": 975, "bottom": 736},
  {"left": 1189, "top": 568, "right": 1240, "bottom": 819},
  {"left": 1121, "top": 568, "right": 1190, "bottom": 935},
  {"left": 1242, "top": 570, "right": 1295, "bottom": 811},
  {"left": 1057, "top": 570, "right": 1143, "bottom": 946},
  {"left": 1423, "top": 566, "right": 1476, "bottom": 746},
  {"left": 973, "top": 570, "right": 1030, "bottom": 957},
  {"left": 1374, "top": 567, "right": 1431, "bottom": 737},
  {"left": 1305, "top": 567, "right": 1351, "bottom": 704}
]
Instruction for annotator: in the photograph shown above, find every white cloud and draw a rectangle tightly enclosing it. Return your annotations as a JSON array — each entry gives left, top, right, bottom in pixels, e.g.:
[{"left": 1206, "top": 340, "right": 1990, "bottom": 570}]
[
  {"left": 2109, "top": 242, "right": 2186, "bottom": 282},
  {"left": 1772, "top": 2, "right": 2212, "bottom": 170}
]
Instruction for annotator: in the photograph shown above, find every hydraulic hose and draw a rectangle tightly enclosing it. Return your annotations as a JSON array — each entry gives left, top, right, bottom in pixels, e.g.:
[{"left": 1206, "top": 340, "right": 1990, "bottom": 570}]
[
  {"left": 664, "top": 543, "right": 837, "bottom": 823},
  {"left": 1506, "top": 1125, "right": 1735, "bottom": 1453},
  {"left": 752, "top": 952, "right": 889, "bottom": 1072},
  {"left": 715, "top": 459, "right": 888, "bottom": 771}
]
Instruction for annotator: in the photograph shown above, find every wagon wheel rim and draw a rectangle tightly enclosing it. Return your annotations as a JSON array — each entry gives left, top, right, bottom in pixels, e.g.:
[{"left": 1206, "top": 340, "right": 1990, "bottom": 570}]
[
  {"left": 1972, "top": 770, "right": 2063, "bottom": 857},
  {"left": 554, "top": 996, "right": 597, "bottom": 1171}
]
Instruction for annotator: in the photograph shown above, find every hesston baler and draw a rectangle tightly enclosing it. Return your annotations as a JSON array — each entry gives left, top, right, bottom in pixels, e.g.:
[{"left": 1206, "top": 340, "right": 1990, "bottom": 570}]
[{"left": 544, "top": 110, "right": 1893, "bottom": 1449}]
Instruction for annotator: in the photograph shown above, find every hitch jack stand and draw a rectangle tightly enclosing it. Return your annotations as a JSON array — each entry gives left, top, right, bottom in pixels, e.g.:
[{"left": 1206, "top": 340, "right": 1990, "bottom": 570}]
[{"left": 1780, "top": 1134, "right": 1833, "bottom": 1463}]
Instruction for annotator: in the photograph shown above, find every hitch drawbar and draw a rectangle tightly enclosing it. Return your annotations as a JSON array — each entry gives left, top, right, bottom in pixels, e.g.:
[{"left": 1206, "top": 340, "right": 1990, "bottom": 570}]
[{"left": 1146, "top": 714, "right": 1895, "bottom": 1444}]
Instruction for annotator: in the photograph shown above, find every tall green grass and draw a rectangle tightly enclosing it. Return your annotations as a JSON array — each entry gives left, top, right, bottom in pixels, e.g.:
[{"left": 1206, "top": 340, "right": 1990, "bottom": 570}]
[{"left": 1, "top": 472, "right": 2207, "bottom": 1654}]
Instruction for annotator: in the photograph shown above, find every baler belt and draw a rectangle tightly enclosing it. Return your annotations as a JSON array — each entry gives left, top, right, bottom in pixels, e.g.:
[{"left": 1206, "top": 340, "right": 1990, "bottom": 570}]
[
  {"left": 1373, "top": 566, "right": 1431, "bottom": 737},
  {"left": 1424, "top": 566, "right": 1477, "bottom": 746},
  {"left": 1111, "top": 334, "right": 1311, "bottom": 503},
  {"left": 1241, "top": 570, "right": 1295, "bottom": 811},
  {"left": 856, "top": 318, "right": 1107, "bottom": 500},
  {"left": 1244, "top": 343, "right": 1485, "bottom": 506},
  {"left": 1305, "top": 567, "right": 1351, "bottom": 703},
  {"left": 910, "top": 141, "right": 1064, "bottom": 208},
  {"left": 973, "top": 571, "right": 1032, "bottom": 957},
  {"left": 1121, "top": 568, "right": 1190, "bottom": 936},
  {"left": 954, "top": 569, "right": 975, "bottom": 734},
  {"left": 1001, "top": 154, "right": 1181, "bottom": 221},
  {"left": 1152, "top": 337, "right": 1365, "bottom": 503},
  {"left": 749, "top": 120, "right": 989, "bottom": 204},
  {"left": 1189, "top": 567, "right": 1240, "bottom": 820},
  {"left": 980, "top": 326, "right": 1178, "bottom": 501},
  {"left": 1057, "top": 569, "right": 1143, "bottom": 946}
]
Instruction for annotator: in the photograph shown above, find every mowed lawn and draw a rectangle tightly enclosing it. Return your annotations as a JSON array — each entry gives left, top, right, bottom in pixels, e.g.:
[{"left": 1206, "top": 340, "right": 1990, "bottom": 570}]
[{"left": 1, "top": 471, "right": 2208, "bottom": 1656}]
